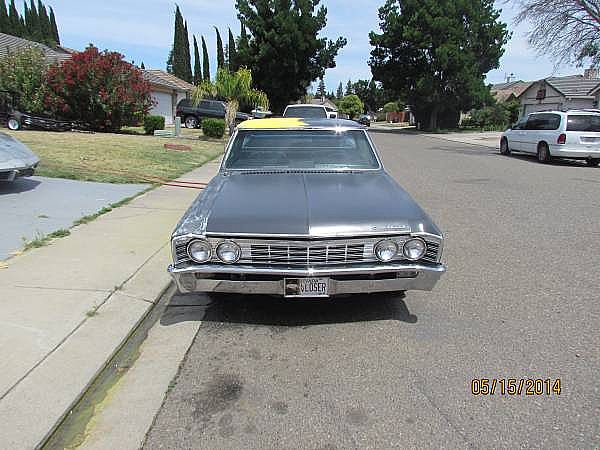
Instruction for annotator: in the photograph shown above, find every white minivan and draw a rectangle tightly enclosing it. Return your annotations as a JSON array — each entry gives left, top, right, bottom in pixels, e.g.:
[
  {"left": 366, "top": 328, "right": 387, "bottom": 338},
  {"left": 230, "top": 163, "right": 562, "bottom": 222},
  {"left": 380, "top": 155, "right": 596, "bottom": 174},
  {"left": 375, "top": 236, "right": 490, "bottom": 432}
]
[{"left": 501, "top": 110, "right": 600, "bottom": 166}]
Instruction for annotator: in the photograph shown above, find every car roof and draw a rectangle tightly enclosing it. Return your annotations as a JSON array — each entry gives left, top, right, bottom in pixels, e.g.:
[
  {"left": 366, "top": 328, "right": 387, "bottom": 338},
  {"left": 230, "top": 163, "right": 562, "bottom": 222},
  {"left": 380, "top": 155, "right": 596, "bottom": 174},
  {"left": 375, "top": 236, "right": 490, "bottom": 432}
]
[
  {"left": 237, "top": 118, "right": 366, "bottom": 130},
  {"left": 285, "top": 104, "right": 327, "bottom": 108}
]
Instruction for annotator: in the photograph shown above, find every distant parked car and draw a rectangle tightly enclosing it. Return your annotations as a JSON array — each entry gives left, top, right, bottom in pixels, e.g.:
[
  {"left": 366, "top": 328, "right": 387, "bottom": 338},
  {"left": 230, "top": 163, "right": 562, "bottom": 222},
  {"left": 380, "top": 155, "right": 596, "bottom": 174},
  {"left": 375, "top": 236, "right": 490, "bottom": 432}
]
[
  {"left": 283, "top": 104, "right": 337, "bottom": 119},
  {"left": 356, "top": 114, "right": 371, "bottom": 127},
  {"left": 176, "top": 99, "right": 252, "bottom": 129},
  {"left": 0, "top": 132, "right": 40, "bottom": 182},
  {"left": 501, "top": 110, "right": 600, "bottom": 166}
]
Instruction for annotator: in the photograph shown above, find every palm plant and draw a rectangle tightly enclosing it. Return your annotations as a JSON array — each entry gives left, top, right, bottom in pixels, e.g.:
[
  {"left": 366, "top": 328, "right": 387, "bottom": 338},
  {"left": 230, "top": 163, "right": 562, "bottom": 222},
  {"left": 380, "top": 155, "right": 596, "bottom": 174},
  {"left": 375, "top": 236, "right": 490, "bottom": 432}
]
[{"left": 192, "top": 67, "right": 269, "bottom": 133}]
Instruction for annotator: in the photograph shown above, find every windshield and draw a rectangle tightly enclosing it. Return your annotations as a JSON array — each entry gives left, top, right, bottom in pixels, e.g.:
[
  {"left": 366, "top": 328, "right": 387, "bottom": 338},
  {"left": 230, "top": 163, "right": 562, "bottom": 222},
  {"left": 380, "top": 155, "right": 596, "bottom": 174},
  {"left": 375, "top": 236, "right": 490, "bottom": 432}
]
[
  {"left": 224, "top": 130, "right": 380, "bottom": 170},
  {"left": 566, "top": 115, "right": 600, "bottom": 132},
  {"left": 284, "top": 107, "right": 327, "bottom": 118}
]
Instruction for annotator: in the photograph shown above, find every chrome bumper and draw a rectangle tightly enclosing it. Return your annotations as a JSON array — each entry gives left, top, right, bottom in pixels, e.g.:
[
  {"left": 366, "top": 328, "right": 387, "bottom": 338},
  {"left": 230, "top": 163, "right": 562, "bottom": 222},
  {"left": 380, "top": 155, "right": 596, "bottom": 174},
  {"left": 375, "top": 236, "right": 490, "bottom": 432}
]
[{"left": 168, "top": 262, "right": 446, "bottom": 295}]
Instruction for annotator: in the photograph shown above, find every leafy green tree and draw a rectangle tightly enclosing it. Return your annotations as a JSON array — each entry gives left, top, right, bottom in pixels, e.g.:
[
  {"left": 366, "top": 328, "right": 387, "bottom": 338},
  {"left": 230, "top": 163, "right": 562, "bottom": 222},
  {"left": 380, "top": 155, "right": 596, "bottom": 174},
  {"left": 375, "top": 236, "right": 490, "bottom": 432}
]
[
  {"left": 235, "top": 0, "right": 346, "bottom": 113},
  {"left": 228, "top": 28, "right": 237, "bottom": 70},
  {"left": 193, "top": 35, "right": 202, "bottom": 84},
  {"left": 201, "top": 35, "right": 210, "bottom": 80},
  {"left": 193, "top": 67, "right": 268, "bottom": 133},
  {"left": 337, "top": 94, "right": 364, "bottom": 118},
  {"left": 215, "top": 27, "right": 225, "bottom": 69},
  {"left": 369, "top": 0, "right": 509, "bottom": 130},
  {"left": 0, "top": 47, "right": 47, "bottom": 113},
  {"left": 48, "top": 5, "right": 59, "bottom": 44},
  {"left": 383, "top": 101, "right": 401, "bottom": 113},
  {"left": 336, "top": 82, "right": 343, "bottom": 99}
]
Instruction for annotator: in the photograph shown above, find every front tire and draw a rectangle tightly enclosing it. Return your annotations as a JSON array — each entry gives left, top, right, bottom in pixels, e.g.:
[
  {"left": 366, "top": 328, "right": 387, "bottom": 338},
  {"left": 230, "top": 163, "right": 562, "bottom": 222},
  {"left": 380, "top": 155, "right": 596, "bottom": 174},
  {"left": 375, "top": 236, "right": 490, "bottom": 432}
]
[
  {"left": 500, "top": 137, "right": 511, "bottom": 155},
  {"left": 537, "top": 142, "right": 552, "bottom": 163},
  {"left": 184, "top": 115, "right": 199, "bottom": 129},
  {"left": 7, "top": 117, "right": 21, "bottom": 130},
  {"left": 587, "top": 158, "right": 600, "bottom": 167}
]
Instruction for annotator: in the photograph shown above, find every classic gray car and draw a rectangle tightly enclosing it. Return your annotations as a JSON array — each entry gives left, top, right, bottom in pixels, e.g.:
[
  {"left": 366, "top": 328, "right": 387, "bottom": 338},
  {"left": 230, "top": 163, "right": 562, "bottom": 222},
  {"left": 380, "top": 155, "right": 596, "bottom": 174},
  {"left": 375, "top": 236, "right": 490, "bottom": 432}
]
[
  {"left": 0, "top": 132, "right": 39, "bottom": 182},
  {"left": 168, "top": 118, "right": 445, "bottom": 298}
]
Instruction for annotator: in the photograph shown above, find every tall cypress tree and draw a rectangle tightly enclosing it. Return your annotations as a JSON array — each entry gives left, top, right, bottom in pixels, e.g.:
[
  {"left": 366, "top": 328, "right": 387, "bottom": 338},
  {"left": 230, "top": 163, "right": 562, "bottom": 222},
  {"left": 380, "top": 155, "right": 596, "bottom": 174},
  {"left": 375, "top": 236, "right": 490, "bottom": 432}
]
[
  {"left": 193, "top": 35, "right": 202, "bottom": 84},
  {"left": 22, "top": 1, "right": 29, "bottom": 36},
  {"left": 317, "top": 78, "right": 326, "bottom": 98},
  {"left": 167, "top": 6, "right": 184, "bottom": 76},
  {"left": 182, "top": 21, "right": 192, "bottom": 82},
  {"left": 345, "top": 79, "right": 353, "bottom": 95},
  {"left": 49, "top": 6, "right": 59, "bottom": 44},
  {"left": 140, "top": 61, "right": 145, "bottom": 69},
  {"left": 27, "top": 0, "right": 40, "bottom": 41},
  {"left": 0, "top": 1, "right": 8, "bottom": 33},
  {"left": 228, "top": 28, "right": 237, "bottom": 71},
  {"left": 215, "top": 27, "right": 224, "bottom": 69},
  {"left": 236, "top": 24, "right": 249, "bottom": 69},
  {"left": 201, "top": 35, "right": 210, "bottom": 81},
  {"left": 336, "top": 82, "right": 343, "bottom": 99},
  {"left": 8, "top": 0, "right": 21, "bottom": 36},
  {"left": 38, "top": 0, "right": 51, "bottom": 45}
]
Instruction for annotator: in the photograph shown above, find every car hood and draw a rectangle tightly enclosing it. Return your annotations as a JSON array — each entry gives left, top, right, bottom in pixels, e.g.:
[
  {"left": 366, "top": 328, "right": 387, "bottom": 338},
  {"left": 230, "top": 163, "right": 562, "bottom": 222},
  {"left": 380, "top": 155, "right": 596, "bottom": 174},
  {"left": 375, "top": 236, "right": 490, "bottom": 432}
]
[
  {"left": 174, "top": 171, "right": 441, "bottom": 238},
  {"left": 0, "top": 132, "right": 40, "bottom": 171}
]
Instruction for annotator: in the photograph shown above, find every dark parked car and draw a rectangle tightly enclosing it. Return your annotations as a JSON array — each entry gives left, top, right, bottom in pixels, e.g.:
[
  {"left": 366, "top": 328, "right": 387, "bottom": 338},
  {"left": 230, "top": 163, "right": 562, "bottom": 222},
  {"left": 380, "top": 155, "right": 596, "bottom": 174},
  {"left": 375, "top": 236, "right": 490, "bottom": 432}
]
[
  {"left": 176, "top": 99, "right": 252, "bottom": 129},
  {"left": 168, "top": 118, "right": 445, "bottom": 298},
  {"left": 356, "top": 114, "right": 371, "bottom": 127}
]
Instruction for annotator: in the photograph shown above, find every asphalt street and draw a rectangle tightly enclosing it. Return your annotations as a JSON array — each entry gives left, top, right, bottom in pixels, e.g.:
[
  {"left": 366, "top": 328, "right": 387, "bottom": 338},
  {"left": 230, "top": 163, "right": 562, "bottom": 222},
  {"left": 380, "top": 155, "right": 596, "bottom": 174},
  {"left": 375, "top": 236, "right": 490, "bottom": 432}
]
[
  {"left": 0, "top": 176, "right": 148, "bottom": 259},
  {"left": 143, "top": 133, "right": 600, "bottom": 449}
]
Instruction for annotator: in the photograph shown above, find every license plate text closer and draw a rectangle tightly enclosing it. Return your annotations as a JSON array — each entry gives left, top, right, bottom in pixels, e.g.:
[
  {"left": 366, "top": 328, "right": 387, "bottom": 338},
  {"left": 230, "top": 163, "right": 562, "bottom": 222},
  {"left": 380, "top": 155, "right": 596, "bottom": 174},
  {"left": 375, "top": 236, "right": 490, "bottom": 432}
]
[{"left": 285, "top": 278, "right": 329, "bottom": 297}]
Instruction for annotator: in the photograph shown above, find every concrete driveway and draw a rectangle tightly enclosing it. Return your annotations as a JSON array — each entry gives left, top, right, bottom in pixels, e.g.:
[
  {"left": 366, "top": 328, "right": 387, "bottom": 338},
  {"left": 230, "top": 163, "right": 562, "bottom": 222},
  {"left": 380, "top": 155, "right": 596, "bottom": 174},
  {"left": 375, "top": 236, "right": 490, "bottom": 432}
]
[
  {"left": 142, "top": 133, "right": 599, "bottom": 449},
  {"left": 0, "top": 176, "right": 148, "bottom": 260}
]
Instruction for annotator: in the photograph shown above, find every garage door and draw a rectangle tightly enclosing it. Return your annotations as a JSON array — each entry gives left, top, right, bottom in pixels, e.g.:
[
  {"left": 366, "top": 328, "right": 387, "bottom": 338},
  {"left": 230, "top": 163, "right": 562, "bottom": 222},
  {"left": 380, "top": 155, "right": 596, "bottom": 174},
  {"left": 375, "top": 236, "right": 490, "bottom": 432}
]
[
  {"left": 150, "top": 92, "right": 174, "bottom": 125},
  {"left": 523, "top": 103, "right": 561, "bottom": 116}
]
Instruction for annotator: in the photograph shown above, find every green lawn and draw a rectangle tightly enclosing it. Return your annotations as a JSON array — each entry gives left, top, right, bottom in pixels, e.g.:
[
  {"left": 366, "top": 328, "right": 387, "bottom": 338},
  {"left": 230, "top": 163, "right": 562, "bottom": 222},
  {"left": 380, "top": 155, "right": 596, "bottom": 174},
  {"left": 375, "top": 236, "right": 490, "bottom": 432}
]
[{"left": 4, "top": 129, "right": 225, "bottom": 183}]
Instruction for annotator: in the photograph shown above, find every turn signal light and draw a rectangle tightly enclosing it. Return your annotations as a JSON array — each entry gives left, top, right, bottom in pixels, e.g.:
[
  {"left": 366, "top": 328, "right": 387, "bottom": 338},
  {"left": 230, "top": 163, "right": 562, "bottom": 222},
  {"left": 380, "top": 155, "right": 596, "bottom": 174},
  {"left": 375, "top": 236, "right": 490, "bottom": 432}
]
[{"left": 557, "top": 133, "right": 566, "bottom": 144}]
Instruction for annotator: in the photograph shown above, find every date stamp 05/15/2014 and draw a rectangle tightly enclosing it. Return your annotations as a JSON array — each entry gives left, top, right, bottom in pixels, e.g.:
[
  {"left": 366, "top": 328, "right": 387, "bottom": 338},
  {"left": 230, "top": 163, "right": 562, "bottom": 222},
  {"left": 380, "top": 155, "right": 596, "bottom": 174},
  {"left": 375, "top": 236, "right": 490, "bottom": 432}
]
[{"left": 471, "top": 378, "right": 562, "bottom": 396}]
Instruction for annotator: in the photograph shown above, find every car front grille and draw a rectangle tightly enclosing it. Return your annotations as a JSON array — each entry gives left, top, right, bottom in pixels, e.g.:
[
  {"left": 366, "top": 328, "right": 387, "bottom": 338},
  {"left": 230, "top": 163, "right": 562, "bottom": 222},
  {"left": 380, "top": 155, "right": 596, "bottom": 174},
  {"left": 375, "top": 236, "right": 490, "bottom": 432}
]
[
  {"left": 172, "top": 235, "right": 442, "bottom": 267},
  {"left": 249, "top": 242, "right": 366, "bottom": 265}
]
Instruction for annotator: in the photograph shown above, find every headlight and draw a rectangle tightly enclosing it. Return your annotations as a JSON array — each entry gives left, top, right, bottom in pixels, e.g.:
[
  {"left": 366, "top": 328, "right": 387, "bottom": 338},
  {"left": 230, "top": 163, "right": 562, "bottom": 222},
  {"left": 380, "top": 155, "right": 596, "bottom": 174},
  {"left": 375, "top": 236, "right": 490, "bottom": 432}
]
[
  {"left": 216, "top": 241, "right": 241, "bottom": 264},
  {"left": 374, "top": 239, "right": 398, "bottom": 262},
  {"left": 403, "top": 238, "right": 427, "bottom": 261},
  {"left": 187, "top": 239, "right": 211, "bottom": 263}
]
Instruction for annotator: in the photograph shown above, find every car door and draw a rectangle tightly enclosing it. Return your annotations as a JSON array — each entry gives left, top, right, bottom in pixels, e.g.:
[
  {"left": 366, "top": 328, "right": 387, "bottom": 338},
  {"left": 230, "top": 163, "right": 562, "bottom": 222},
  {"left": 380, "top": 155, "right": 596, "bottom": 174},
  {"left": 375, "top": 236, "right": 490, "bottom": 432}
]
[
  {"left": 522, "top": 114, "right": 544, "bottom": 153},
  {"left": 506, "top": 118, "right": 527, "bottom": 151}
]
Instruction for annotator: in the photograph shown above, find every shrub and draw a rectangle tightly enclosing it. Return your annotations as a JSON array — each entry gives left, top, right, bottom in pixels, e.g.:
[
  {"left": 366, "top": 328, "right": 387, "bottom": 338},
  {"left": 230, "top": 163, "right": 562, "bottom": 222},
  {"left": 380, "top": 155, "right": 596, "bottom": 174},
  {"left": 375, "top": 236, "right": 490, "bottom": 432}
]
[
  {"left": 0, "top": 48, "right": 49, "bottom": 114},
  {"left": 44, "top": 45, "right": 154, "bottom": 132},
  {"left": 143, "top": 115, "right": 165, "bottom": 134},
  {"left": 202, "top": 118, "right": 225, "bottom": 138},
  {"left": 337, "top": 94, "right": 364, "bottom": 119}
]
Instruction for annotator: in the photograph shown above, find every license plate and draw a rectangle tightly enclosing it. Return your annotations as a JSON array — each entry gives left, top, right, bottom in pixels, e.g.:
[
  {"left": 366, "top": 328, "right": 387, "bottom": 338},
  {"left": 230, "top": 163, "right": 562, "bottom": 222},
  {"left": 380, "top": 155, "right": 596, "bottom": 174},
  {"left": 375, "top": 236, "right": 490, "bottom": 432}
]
[{"left": 284, "top": 277, "right": 329, "bottom": 298}]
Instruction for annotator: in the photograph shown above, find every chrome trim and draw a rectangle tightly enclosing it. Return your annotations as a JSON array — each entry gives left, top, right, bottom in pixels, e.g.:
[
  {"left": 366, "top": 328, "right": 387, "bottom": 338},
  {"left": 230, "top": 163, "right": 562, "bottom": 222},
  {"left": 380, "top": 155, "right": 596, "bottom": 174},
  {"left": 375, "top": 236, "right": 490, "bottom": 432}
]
[
  {"left": 168, "top": 262, "right": 445, "bottom": 295},
  {"left": 171, "top": 232, "right": 443, "bottom": 266}
]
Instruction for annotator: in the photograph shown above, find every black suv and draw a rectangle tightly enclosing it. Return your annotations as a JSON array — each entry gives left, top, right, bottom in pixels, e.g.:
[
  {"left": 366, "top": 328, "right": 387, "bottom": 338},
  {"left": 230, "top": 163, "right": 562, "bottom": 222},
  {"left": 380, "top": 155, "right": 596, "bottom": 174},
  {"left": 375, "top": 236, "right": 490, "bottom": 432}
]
[{"left": 176, "top": 99, "right": 251, "bottom": 129}]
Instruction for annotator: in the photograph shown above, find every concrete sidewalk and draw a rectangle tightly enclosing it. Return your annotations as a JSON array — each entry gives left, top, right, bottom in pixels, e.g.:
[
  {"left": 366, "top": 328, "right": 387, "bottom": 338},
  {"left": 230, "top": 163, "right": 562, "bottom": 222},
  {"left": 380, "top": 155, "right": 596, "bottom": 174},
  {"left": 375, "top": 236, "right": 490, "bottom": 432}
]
[
  {"left": 0, "top": 159, "right": 221, "bottom": 449},
  {"left": 423, "top": 131, "right": 502, "bottom": 149}
]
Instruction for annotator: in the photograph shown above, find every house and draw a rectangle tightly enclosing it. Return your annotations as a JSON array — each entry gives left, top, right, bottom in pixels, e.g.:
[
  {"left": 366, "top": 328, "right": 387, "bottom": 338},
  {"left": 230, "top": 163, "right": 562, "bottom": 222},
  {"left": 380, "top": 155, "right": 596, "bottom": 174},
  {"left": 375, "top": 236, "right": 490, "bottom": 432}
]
[
  {"left": 142, "top": 69, "right": 194, "bottom": 125},
  {"left": 310, "top": 97, "right": 338, "bottom": 111},
  {"left": 491, "top": 80, "right": 532, "bottom": 103},
  {"left": 0, "top": 32, "right": 72, "bottom": 63},
  {"left": 518, "top": 70, "right": 600, "bottom": 116}
]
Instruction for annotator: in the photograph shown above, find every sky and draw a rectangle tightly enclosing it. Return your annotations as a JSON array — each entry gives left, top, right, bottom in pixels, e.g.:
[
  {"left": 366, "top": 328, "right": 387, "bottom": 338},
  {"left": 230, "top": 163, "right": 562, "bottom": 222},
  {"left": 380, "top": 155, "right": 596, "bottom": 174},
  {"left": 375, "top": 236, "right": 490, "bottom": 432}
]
[{"left": 48, "top": 0, "right": 584, "bottom": 92}]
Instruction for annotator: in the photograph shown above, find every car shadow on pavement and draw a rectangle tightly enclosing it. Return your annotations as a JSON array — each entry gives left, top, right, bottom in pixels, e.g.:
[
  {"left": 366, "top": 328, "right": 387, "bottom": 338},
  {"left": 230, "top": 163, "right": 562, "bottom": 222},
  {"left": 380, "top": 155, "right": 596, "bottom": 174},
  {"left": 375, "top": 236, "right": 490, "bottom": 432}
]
[
  {"left": 0, "top": 177, "right": 41, "bottom": 194},
  {"left": 506, "top": 153, "right": 593, "bottom": 167},
  {"left": 160, "top": 292, "right": 417, "bottom": 327}
]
